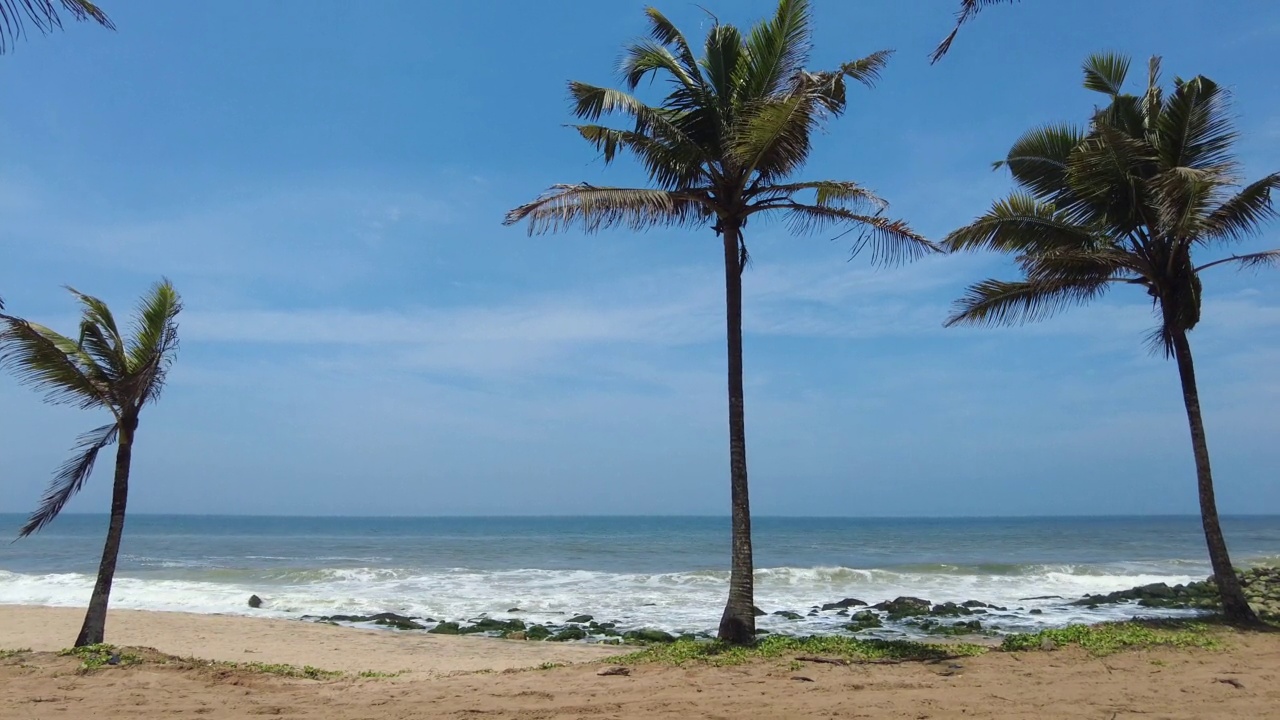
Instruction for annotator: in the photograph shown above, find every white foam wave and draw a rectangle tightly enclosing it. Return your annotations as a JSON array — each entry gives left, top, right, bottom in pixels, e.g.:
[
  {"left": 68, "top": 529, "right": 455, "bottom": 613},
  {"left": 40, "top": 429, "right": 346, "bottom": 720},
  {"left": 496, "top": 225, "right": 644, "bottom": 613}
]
[{"left": 0, "top": 561, "right": 1211, "bottom": 635}]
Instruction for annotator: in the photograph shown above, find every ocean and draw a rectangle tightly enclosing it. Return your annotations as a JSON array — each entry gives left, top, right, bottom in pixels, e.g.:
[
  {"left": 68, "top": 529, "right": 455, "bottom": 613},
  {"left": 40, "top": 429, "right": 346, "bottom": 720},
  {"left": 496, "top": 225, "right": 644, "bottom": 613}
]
[{"left": 2, "top": 514, "right": 1277, "bottom": 638}]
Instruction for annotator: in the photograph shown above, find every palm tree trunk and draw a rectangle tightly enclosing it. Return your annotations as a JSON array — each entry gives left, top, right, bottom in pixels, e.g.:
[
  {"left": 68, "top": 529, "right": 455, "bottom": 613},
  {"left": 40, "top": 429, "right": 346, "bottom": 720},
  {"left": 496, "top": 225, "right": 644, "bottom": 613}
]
[
  {"left": 717, "top": 220, "right": 756, "bottom": 645},
  {"left": 1169, "top": 329, "right": 1258, "bottom": 624},
  {"left": 75, "top": 416, "right": 136, "bottom": 647}
]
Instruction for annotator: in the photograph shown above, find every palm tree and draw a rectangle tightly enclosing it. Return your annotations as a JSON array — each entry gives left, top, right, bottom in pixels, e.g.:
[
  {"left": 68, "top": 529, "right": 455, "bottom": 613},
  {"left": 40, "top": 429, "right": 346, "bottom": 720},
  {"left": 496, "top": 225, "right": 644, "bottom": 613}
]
[
  {"left": 504, "top": 0, "right": 935, "bottom": 643},
  {"left": 1, "top": 0, "right": 112, "bottom": 53},
  {"left": 930, "top": 0, "right": 1016, "bottom": 64},
  {"left": 0, "top": 279, "right": 181, "bottom": 646},
  {"left": 943, "top": 53, "right": 1278, "bottom": 624}
]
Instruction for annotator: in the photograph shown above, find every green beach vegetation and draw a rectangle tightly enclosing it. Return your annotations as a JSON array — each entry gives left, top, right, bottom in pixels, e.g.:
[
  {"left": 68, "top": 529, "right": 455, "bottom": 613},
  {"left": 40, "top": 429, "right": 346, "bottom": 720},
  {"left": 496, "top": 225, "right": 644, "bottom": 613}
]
[
  {"left": 504, "top": 0, "right": 937, "bottom": 645},
  {"left": 942, "top": 53, "right": 1279, "bottom": 624},
  {"left": 0, "top": 280, "right": 182, "bottom": 646}
]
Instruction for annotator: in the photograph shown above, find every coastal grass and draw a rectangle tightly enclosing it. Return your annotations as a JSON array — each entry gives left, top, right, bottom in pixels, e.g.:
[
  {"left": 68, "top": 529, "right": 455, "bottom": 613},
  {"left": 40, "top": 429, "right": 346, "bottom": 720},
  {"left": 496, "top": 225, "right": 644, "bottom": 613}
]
[
  {"left": 609, "top": 635, "right": 987, "bottom": 667},
  {"left": 0, "top": 647, "right": 32, "bottom": 660},
  {"left": 59, "top": 644, "right": 141, "bottom": 670},
  {"left": 1001, "top": 620, "right": 1222, "bottom": 656},
  {"left": 52, "top": 644, "right": 393, "bottom": 681}
]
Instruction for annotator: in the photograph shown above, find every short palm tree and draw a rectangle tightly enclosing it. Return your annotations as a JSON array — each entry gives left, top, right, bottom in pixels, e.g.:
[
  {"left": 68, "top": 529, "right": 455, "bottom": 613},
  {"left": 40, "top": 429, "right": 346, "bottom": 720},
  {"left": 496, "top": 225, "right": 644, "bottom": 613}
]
[
  {"left": 504, "top": 0, "right": 935, "bottom": 643},
  {"left": 0, "top": 280, "right": 181, "bottom": 646},
  {"left": 0, "top": 0, "right": 113, "bottom": 53},
  {"left": 944, "top": 53, "right": 1278, "bottom": 624}
]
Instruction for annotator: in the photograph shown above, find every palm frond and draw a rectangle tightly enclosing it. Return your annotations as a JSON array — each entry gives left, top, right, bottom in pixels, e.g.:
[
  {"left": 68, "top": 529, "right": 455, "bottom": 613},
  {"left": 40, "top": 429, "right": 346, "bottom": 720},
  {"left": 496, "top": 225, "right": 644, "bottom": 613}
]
[
  {"left": 1082, "top": 52, "right": 1131, "bottom": 97},
  {"left": 945, "top": 277, "right": 1111, "bottom": 327},
  {"left": 929, "top": 0, "right": 1016, "bottom": 64},
  {"left": 1155, "top": 75, "right": 1237, "bottom": 172},
  {"left": 772, "top": 202, "right": 937, "bottom": 266},
  {"left": 66, "top": 286, "right": 127, "bottom": 379},
  {"left": 0, "top": 0, "right": 112, "bottom": 54},
  {"left": 751, "top": 180, "right": 888, "bottom": 212},
  {"left": 944, "top": 193, "right": 1099, "bottom": 254},
  {"left": 1141, "top": 56, "right": 1164, "bottom": 130},
  {"left": 632, "top": 7, "right": 704, "bottom": 90},
  {"left": 573, "top": 124, "right": 707, "bottom": 189},
  {"left": 1198, "top": 173, "right": 1280, "bottom": 246},
  {"left": 700, "top": 22, "right": 744, "bottom": 116},
  {"left": 742, "top": 0, "right": 811, "bottom": 100},
  {"left": 503, "top": 184, "right": 710, "bottom": 235},
  {"left": 621, "top": 40, "right": 701, "bottom": 95},
  {"left": 1194, "top": 249, "right": 1280, "bottom": 273},
  {"left": 835, "top": 50, "right": 893, "bottom": 89},
  {"left": 127, "top": 278, "right": 181, "bottom": 406},
  {"left": 730, "top": 93, "right": 818, "bottom": 181},
  {"left": 0, "top": 315, "right": 112, "bottom": 410},
  {"left": 17, "top": 422, "right": 118, "bottom": 537},
  {"left": 1000, "top": 124, "right": 1086, "bottom": 200}
]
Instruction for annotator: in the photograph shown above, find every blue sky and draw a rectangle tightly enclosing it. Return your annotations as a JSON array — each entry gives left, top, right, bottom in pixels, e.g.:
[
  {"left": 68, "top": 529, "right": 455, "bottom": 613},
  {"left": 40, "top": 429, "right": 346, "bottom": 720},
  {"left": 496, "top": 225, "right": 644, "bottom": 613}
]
[{"left": 0, "top": 0, "right": 1277, "bottom": 517}]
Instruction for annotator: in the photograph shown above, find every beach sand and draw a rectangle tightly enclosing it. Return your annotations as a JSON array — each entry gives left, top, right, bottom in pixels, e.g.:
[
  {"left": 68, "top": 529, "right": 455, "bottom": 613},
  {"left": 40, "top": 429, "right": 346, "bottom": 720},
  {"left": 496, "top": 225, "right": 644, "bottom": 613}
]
[{"left": 3, "top": 605, "right": 1279, "bottom": 719}]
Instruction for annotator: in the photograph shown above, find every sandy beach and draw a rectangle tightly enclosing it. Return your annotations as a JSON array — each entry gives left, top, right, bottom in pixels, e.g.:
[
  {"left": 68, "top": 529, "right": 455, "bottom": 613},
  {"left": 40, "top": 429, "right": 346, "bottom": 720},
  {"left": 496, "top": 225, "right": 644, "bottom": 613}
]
[{"left": 3, "top": 605, "right": 1279, "bottom": 719}]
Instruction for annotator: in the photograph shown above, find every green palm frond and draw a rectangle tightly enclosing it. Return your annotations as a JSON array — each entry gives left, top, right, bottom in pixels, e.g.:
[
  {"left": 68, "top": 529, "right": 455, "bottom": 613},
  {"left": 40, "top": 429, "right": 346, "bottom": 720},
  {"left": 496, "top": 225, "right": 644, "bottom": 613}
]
[
  {"left": 127, "top": 279, "right": 181, "bottom": 405},
  {"left": 945, "top": 277, "right": 1112, "bottom": 327},
  {"left": 752, "top": 180, "right": 888, "bottom": 212},
  {"left": 634, "top": 7, "right": 704, "bottom": 90},
  {"left": 1000, "top": 124, "right": 1086, "bottom": 201},
  {"left": 66, "top": 286, "right": 127, "bottom": 380},
  {"left": 929, "top": 0, "right": 1016, "bottom": 64},
  {"left": 503, "top": 184, "right": 710, "bottom": 234},
  {"left": 1082, "top": 52, "right": 1131, "bottom": 97},
  {"left": 1199, "top": 173, "right": 1280, "bottom": 245},
  {"left": 18, "top": 422, "right": 118, "bottom": 537},
  {"left": 0, "top": 316, "right": 111, "bottom": 410},
  {"left": 742, "top": 0, "right": 811, "bottom": 100},
  {"left": 0, "top": 0, "right": 113, "bottom": 54},
  {"left": 944, "top": 193, "right": 1098, "bottom": 254}
]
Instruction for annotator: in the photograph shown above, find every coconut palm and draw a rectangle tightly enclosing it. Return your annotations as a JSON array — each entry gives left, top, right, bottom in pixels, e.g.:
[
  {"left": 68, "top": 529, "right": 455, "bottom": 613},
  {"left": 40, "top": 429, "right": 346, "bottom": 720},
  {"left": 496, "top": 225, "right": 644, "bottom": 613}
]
[
  {"left": 1, "top": 280, "right": 181, "bottom": 646},
  {"left": 943, "top": 53, "right": 1278, "bottom": 623},
  {"left": 504, "top": 0, "right": 935, "bottom": 643},
  {"left": 930, "top": 0, "right": 1016, "bottom": 63}
]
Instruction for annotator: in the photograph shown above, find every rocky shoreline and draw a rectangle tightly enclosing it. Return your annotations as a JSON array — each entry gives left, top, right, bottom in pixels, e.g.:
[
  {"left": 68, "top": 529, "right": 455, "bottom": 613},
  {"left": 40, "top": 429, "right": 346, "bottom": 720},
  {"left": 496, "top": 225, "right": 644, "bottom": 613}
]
[{"left": 254, "top": 566, "right": 1280, "bottom": 645}]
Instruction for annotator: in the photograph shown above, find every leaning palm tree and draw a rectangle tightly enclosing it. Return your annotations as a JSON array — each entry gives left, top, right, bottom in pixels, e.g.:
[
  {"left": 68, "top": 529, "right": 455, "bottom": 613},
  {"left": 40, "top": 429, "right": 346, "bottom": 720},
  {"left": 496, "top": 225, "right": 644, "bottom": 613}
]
[
  {"left": 0, "top": 0, "right": 113, "bottom": 54},
  {"left": 1, "top": 280, "right": 181, "bottom": 646},
  {"left": 504, "top": 0, "right": 935, "bottom": 643},
  {"left": 944, "top": 53, "right": 1278, "bottom": 624}
]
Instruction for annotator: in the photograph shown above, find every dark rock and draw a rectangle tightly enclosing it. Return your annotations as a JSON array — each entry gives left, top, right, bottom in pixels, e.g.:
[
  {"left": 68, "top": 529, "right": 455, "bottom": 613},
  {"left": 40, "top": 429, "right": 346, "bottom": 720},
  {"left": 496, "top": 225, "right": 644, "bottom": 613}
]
[
  {"left": 752, "top": 606, "right": 766, "bottom": 617},
  {"left": 428, "top": 622, "right": 461, "bottom": 635},
  {"left": 807, "top": 610, "right": 819, "bottom": 616},
  {"left": 525, "top": 625, "right": 552, "bottom": 641},
  {"left": 971, "top": 608, "right": 988, "bottom": 615},
  {"left": 374, "top": 616, "right": 426, "bottom": 630},
  {"left": 567, "top": 614, "right": 594, "bottom": 624},
  {"left": 820, "top": 598, "right": 867, "bottom": 611},
  {"left": 773, "top": 610, "right": 804, "bottom": 621},
  {"left": 960, "top": 600, "right": 989, "bottom": 608},
  {"left": 873, "top": 597, "right": 931, "bottom": 618},
  {"left": 1018, "top": 595, "right": 1063, "bottom": 601},
  {"left": 248, "top": 595, "right": 263, "bottom": 609},
  {"left": 930, "top": 602, "right": 973, "bottom": 617},
  {"left": 462, "top": 618, "right": 525, "bottom": 634},
  {"left": 1029, "top": 609, "right": 1043, "bottom": 615},
  {"left": 549, "top": 626, "right": 588, "bottom": 642},
  {"left": 623, "top": 628, "right": 676, "bottom": 643},
  {"left": 844, "top": 610, "right": 882, "bottom": 631},
  {"left": 507, "top": 607, "right": 522, "bottom": 612}
]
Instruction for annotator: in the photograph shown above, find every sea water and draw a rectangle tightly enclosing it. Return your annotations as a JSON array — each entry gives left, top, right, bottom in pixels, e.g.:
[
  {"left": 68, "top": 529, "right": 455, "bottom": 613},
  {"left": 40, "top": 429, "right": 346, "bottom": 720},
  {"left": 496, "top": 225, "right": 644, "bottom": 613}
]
[{"left": 1, "top": 514, "right": 1277, "bottom": 636}]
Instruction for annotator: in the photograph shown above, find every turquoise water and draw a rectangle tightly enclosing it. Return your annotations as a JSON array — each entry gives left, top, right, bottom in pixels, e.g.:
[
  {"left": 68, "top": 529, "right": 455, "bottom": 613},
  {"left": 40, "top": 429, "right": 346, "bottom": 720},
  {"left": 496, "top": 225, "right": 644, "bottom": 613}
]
[{"left": 2, "top": 514, "right": 1277, "bottom": 636}]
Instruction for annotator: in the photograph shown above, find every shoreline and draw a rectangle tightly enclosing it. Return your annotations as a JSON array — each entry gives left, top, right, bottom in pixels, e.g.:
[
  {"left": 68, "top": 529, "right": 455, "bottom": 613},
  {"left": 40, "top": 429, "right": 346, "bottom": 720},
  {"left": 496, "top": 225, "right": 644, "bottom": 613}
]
[{"left": 3, "top": 604, "right": 1279, "bottom": 719}]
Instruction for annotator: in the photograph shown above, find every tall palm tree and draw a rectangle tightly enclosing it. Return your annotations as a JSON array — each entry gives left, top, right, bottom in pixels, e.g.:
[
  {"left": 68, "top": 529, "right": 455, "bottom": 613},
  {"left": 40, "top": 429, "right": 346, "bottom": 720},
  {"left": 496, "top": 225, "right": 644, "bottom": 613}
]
[
  {"left": 504, "top": 0, "right": 935, "bottom": 643},
  {"left": 943, "top": 53, "right": 1278, "bottom": 624},
  {"left": 0, "top": 0, "right": 113, "bottom": 54},
  {"left": 930, "top": 0, "right": 1016, "bottom": 64},
  {"left": 0, "top": 280, "right": 181, "bottom": 646}
]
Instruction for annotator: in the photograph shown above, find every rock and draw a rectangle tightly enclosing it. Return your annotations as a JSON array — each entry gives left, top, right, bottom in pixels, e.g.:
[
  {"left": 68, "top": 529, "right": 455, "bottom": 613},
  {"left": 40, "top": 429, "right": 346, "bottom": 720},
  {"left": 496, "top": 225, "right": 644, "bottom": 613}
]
[
  {"left": 772, "top": 610, "right": 804, "bottom": 621},
  {"left": 1029, "top": 609, "right": 1043, "bottom": 615},
  {"left": 961, "top": 600, "right": 989, "bottom": 608},
  {"left": 248, "top": 595, "right": 263, "bottom": 609},
  {"left": 525, "top": 625, "right": 552, "bottom": 641},
  {"left": 464, "top": 618, "right": 525, "bottom": 634},
  {"left": 567, "top": 614, "right": 594, "bottom": 624},
  {"left": 549, "top": 626, "right": 588, "bottom": 642},
  {"left": 930, "top": 602, "right": 973, "bottom": 617},
  {"left": 752, "top": 606, "right": 766, "bottom": 617},
  {"left": 807, "top": 610, "right": 819, "bottom": 616},
  {"left": 1018, "top": 595, "right": 1063, "bottom": 601},
  {"left": 428, "top": 622, "right": 461, "bottom": 635},
  {"left": 367, "top": 613, "right": 426, "bottom": 630},
  {"left": 507, "top": 607, "right": 521, "bottom": 612},
  {"left": 820, "top": 598, "right": 867, "bottom": 611},
  {"left": 844, "top": 610, "right": 882, "bottom": 631},
  {"left": 506, "top": 631, "right": 527, "bottom": 641},
  {"left": 623, "top": 628, "right": 676, "bottom": 643},
  {"left": 873, "top": 597, "right": 931, "bottom": 618},
  {"left": 374, "top": 616, "right": 426, "bottom": 631}
]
